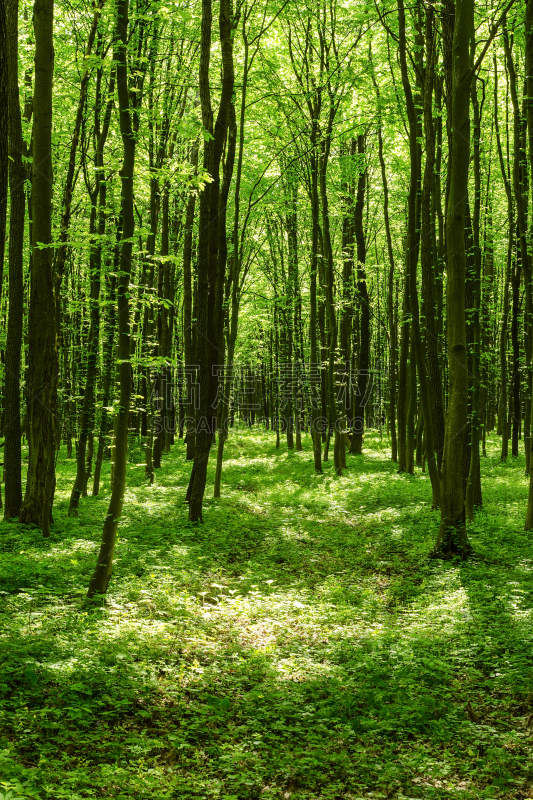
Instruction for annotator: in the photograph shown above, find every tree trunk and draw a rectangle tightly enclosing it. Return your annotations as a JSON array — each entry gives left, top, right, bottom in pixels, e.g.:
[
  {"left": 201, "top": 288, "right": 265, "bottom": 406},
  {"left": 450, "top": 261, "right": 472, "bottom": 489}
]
[
  {"left": 0, "top": 0, "right": 7, "bottom": 305},
  {"left": 524, "top": 0, "right": 533, "bottom": 528},
  {"left": 88, "top": 0, "right": 136, "bottom": 596},
  {"left": 434, "top": 0, "right": 474, "bottom": 558},
  {"left": 187, "top": 0, "right": 234, "bottom": 521},
  {"left": 351, "top": 135, "right": 369, "bottom": 457},
  {"left": 4, "top": 0, "right": 24, "bottom": 519},
  {"left": 20, "top": 0, "right": 56, "bottom": 534}
]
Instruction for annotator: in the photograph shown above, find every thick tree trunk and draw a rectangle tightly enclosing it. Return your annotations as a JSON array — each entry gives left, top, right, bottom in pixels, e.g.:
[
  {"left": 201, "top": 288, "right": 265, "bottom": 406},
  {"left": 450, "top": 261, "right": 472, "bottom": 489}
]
[
  {"left": 20, "top": 0, "right": 56, "bottom": 534},
  {"left": 187, "top": 0, "right": 234, "bottom": 521},
  {"left": 434, "top": 0, "right": 474, "bottom": 558}
]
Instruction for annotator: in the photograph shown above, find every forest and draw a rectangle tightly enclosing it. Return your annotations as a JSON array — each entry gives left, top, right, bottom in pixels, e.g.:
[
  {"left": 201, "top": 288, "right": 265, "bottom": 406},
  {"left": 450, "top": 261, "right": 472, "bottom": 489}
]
[{"left": 1, "top": 0, "right": 533, "bottom": 796}]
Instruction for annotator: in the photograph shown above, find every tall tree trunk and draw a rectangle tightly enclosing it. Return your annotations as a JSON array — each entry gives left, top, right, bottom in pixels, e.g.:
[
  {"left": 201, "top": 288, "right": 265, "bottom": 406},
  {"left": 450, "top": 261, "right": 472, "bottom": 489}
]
[
  {"left": 339, "top": 140, "right": 355, "bottom": 466},
  {"left": 434, "top": 0, "right": 474, "bottom": 557},
  {"left": 0, "top": 0, "right": 7, "bottom": 303},
  {"left": 465, "top": 82, "right": 483, "bottom": 519},
  {"left": 376, "top": 127, "right": 398, "bottom": 463},
  {"left": 88, "top": 0, "right": 136, "bottom": 596},
  {"left": 397, "top": 0, "right": 439, "bottom": 503},
  {"left": 524, "top": 0, "right": 533, "bottom": 527},
  {"left": 503, "top": 22, "right": 531, "bottom": 468},
  {"left": 4, "top": 0, "right": 24, "bottom": 519},
  {"left": 186, "top": 0, "right": 234, "bottom": 521},
  {"left": 20, "top": 0, "right": 56, "bottom": 534},
  {"left": 351, "top": 135, "right": 369, "bottom": 457},
  {"left": 69, "top": 68, "right": 113, "bottom": 512},
  {"left": 494, "top": 53, "right": 514, "bottom": 462},
  {"left": 92, "top": 268, "right": 117, "bottom": 497},
  {"left": 319, "top": 125, "right": 341, "bottom": 474},
  {"left": 309, "top": 120, "right": 323, "bottom": 473},
  {"left": 420, "top": 11, "right": 444, "bottom": 478},
  {"left": 183, "top": 143, "right": 199, "bottom": 462}
]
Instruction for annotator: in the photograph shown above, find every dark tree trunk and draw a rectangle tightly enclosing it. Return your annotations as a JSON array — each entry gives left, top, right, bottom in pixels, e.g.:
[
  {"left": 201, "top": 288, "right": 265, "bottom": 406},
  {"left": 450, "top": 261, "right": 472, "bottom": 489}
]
[
  {"left": 434, "top": 0, "right": 475, "bottom": 558},
  {"left": 20, "top": 0, "right": 56, "bottom": 535},
  {"left": 4, "top": 0, "right": 24, "bottom": 519},
  {"left": 187, "top": 0, "right": 234, "bottom": 521}
]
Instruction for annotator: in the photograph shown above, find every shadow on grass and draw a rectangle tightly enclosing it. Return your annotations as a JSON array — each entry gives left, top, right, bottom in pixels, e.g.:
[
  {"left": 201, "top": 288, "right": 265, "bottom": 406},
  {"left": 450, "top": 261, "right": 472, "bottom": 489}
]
[{"left": 1, "top": 431, "right": 533, "bottom": 798}]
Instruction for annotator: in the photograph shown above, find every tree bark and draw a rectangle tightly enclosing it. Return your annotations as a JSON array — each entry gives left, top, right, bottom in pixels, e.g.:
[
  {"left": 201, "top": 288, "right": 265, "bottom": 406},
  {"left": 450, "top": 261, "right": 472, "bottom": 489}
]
[
  {"left": 20, "top": 0, "right": 56, "bottom": 534},
  {"left": 4, "top": 0, "right": 25, "bottom": 519},
  {"left": 434, "top": 0, "right": 474, "bottom": 557},
  {"left": 186, "top": 0, "right": 234, "bottom": 521},
  {"left": 88, "top": 0, "right": 136, "bottom": 596}
]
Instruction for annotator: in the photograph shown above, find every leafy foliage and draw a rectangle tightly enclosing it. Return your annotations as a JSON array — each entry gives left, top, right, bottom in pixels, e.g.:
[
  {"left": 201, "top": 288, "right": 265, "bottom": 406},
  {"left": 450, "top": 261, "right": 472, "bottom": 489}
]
[{"left": 1, "top": 432, "right": 533, "bottom": 798}]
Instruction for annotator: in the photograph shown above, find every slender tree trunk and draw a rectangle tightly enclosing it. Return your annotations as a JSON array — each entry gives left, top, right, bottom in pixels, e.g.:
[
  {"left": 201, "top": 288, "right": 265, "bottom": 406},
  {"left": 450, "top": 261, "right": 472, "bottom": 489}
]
[
  {"left": 420, "top": 10, "right": 444, "bottom": 479},
  {"left": 351, "top": 135, "right": 369, "bottom": 457},
  {"left": 69, "top": 203, "right": 101, "bottom": 515},
  {"left": 309, "top": 122, "right": 323, "bottom": 473},
  {"left": 92, "top": 243, "right": 118, "bottom": 496},
  {"left": 88, "top": 0, "right": 136, "bottom": 596},
  {"left": 503, "top": 22, "right": 531, "bottom": 469},
  {"left": 69, "top": 70, "right": 113, "bottom": 511},
  {"left": 0, "top": 0, "right": 7, "bottom": 303},
  {"left": 494, "top": 53, "right": 514, "bottom": 461},
  {"left": 4, "top": 0, "right": 24, "bottom": 519},
  {"left": 183, "top": 143, "right": 199, "bottom": 462},
  {"left": 465, "top": 83, "right": 483, "bottom": 519},
  {"left": 524, "top": 0, "right": 533, "bottom": 528},
  {"left": 376, "top": 127, "right": 398, "bottom": 463}
]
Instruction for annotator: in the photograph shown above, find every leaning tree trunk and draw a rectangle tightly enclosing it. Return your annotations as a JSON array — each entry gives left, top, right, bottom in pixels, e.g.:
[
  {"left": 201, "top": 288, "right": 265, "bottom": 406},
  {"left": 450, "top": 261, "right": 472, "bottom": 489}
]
[{"left": 88, "top": 0, "right": 136, "bottom": 596}]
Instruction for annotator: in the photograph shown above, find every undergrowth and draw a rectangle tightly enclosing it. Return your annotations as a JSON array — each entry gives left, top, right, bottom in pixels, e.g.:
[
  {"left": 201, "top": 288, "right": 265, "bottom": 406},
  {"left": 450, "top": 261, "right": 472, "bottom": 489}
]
[{"left": 1, "top": 430, "right": 533, "bottom": 799}]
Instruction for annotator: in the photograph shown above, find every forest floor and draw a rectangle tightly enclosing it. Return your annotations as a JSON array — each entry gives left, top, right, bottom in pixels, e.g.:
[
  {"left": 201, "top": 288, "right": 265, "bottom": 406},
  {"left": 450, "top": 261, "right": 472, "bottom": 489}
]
[{"left": 1, "top": 431, "right": 533, "bottom": 800}]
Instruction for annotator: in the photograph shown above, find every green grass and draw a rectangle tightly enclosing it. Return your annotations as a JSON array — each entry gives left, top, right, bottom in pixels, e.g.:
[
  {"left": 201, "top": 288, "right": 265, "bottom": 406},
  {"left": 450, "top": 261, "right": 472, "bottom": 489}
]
[{"left": 1, "top": 429, "right": 533, "bottom": 799}]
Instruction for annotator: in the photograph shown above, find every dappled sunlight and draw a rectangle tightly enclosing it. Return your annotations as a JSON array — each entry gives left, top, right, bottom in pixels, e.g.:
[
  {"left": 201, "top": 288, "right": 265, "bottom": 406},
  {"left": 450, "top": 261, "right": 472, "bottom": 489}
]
[{"left": 3, "top": 431, "right": 533, "bottom": 798}]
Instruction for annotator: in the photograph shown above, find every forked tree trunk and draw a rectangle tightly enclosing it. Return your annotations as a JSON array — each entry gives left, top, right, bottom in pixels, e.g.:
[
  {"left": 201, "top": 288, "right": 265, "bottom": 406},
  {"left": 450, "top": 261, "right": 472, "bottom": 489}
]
[{"left": 186, "top": 0, "right": 234, "bottom": 521}]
